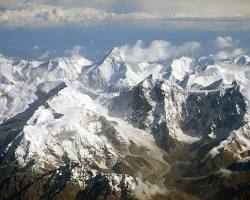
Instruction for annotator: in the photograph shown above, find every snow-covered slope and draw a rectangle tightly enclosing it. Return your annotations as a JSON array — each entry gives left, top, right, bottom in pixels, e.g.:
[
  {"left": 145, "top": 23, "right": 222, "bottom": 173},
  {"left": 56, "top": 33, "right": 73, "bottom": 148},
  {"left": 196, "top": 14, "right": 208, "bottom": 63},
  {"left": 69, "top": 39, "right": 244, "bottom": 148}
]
[
  {"left": 14, "top": 87, "right": 122, "bottom": 168},
  {"left": 0, "top": 55, "right": 92, "bottom": 123}
]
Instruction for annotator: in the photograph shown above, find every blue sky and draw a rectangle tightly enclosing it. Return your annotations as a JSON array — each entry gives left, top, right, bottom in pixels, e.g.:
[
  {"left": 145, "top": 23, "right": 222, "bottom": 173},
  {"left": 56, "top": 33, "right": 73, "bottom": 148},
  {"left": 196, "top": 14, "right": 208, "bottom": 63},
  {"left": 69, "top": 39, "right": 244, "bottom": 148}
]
[{"left": 0, "top": 0, "right": 250, "bottom": 61}]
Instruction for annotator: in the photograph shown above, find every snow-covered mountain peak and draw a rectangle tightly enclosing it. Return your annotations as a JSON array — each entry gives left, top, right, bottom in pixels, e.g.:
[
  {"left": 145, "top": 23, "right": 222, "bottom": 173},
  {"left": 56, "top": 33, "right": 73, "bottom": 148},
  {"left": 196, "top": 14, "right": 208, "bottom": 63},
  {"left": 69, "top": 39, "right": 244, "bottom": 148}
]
[
  {"left": 56, "top": 56, "right": 92, "bottom": 80},
  {"left": 57, "top": 55, "right": 92, "bottom": 69},
  {"left": 96, "top": 49, "right": 128, "bottom": 83},
  {"left": 85, "top": 48, "right": 144, "bottom": 92},
  {"left": 234, "top": 55, "right": 250, "bottom": 66},
  {"left": 168, "top": 57, "right": 195, "bottom": 82},
  {"left": 140, "top": 72, "right": 163, "bottom": 89},
  {"left": 105, "top": 47, "right": 125, "bottom": 63}
]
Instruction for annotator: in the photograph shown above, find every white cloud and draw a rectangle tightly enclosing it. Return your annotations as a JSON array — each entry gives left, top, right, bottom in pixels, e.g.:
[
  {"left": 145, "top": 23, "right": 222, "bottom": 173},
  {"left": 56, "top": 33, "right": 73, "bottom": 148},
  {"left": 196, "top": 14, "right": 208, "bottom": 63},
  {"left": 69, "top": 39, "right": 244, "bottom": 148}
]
[
  {"left": 65, "top": 45, "right": 84, "bottom": 56},
  {"left": 119, "top": 40, "right": 171, "bottom": 63},
  {"left": 38, "top": 49, "right": 57, "bottom": 60},
  {"left": 133, "top": 0, "right": 250, "bottom": 17},
  {"left": 119, "top": 40, "right": 201, "bottom": 63},
  {"left": 2, "top": 0, "right": 250, "bottom": 18},
  {"left": 215, "top": 36, "right": 239, "bottom": 49},
  {"left": 134, "top": 179, "right": 168, "bottom": 200},
  {"left": 0, "top": 4, "right": 109, "bottom": 27},
  {"left": 214, "top": 36, "right": 246, "bottom": 60},
  {"left": 38, "top": 50, "right": 50, "bottom": 60},
  {"left": 0, "top": 2, "right": 250, "bottom": 29},
  {"left": 174, "top": 41, "right": 201, "bottom": 57},
  {"left": 0, "top": 3, "right": 162, "bottom": 27},
  {"left": 32, "top": 45, "right": 39, "bottom": 50},
  {"left": 216, "top": 48, "right": 245, "bottom": 60},
  {"left": 0, "top": 0, "right": 117, "bottom": 10}
]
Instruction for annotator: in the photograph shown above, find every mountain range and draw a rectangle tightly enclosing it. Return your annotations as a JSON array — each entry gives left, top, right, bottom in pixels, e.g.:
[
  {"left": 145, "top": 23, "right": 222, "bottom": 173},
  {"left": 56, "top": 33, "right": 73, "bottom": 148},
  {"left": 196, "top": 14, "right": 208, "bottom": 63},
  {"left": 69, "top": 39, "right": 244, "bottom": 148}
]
[{"left": 0, "top": 49, "right": 250, "bottom": 200}]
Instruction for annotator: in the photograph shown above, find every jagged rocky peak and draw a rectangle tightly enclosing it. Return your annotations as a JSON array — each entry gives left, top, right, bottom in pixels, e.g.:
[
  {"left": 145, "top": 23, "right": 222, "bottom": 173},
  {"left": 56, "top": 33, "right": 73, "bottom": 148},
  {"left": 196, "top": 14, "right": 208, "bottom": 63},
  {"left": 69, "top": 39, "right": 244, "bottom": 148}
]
[
  {"left": 182, "top": 82, "right": 250, "bottom": 177},
  {"left": 56, "top": 55, "right": 93, "bottom": 77},
  {"left": 198, "top": 55, "right": 216, "bottom": 67},
  {"left": 234, "top": 55, "right": 250, "bottom": 66},
  {"left": 110, "top": 73, "right": 198, "bottom": 152},
  {"left": 164, "top": 57, "right": 195, "bottom": 83},
  {"left": 110, "top": 72, "right": 184, "bottom": 120},
  {"left": 164, "top": 56, "right": 217, "bottom": 88},
  {"left": 111, "top": 76, "right": 248, "bottom": 153},
  {"left": 185, "top": 81, "right": 247, "bottom": 138},
  {"left": 171, "top": 57, "right": 194, "bottom": 77}
]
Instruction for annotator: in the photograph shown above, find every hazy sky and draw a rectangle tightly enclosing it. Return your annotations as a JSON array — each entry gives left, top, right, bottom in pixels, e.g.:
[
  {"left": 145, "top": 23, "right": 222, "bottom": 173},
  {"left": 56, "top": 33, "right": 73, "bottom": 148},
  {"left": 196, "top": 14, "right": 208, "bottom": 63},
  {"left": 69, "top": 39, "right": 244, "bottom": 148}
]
[{"left": 0, "top": 1, "right": 249, "bottom": 61}]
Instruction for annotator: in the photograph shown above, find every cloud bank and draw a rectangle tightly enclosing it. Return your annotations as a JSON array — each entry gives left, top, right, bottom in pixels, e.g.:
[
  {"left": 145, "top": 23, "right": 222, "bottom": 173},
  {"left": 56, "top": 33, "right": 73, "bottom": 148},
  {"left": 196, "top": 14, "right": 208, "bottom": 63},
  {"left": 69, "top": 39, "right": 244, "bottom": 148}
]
[
  {"left": 119, "top": 40, "right": 201, "bottom": 63},
  {"left": 1, "top": 1, "right": 250, "bottom": 29},
  {"left": 214, "top": 36, "right": 245, "bottom": 60},
  {"left": 119, "top": 36, "right": 247, "bottom": 63},
  {"left": 0, "top": 4, "right": 109, "bottom": 27},
  {"left": 216, "top": 48, "right": 245, "bottom": 60},
  {"left": 215, "top": 36, "right": 239, "bottom": 49},
  {"left": 2, "top": 0, "right": 250, "bottom": 17}
]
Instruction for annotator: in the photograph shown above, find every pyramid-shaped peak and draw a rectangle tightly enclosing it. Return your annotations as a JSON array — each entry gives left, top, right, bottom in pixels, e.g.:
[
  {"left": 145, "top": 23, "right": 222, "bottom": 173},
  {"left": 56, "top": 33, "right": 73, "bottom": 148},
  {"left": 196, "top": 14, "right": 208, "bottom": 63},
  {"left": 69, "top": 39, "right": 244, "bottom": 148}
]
[
  {"left": 109, "top": 47, "right": 120, "bottom": 55},
  {"left": 105, "top": 47, "right": 125, "bottom": 62}
]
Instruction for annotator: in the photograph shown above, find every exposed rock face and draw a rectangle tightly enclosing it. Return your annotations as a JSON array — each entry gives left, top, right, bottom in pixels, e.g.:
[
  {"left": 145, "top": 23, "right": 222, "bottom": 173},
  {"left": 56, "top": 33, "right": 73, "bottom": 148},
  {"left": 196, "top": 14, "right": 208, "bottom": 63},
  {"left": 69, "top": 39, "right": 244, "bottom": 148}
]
[
  {"left": 110, "top": 76, "right": 247, "bottom": 153},
  {"left": 110, "top": 74, "right": 192, "bottom": 152},
  {"left": 185, "top": 82, "right": 246, "bottom": 137},
  {"left": 0, "top": 162, "right": 136, "bottom": 200}
]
